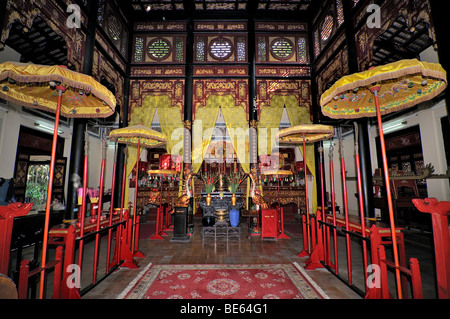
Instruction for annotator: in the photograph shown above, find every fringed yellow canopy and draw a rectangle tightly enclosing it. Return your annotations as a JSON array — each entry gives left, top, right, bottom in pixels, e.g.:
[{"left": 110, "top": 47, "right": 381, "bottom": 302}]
[
  {"left": 147, "top": 169, "right": 179, "bottom": 176},
  {"left": 109, "top": 124, "right": 167, "bottom": 148},
  {"left": 320, "top": 59, "right": 447, "bottom": 119},
  {"left": 276, "top": 124, "right": 335, "bottom": 144},
  {"left": 261, "top": 169, "right": 293, "bottom": 176},
  {"left": 0, "top": 61, "right": 116, "bottom": 117}
]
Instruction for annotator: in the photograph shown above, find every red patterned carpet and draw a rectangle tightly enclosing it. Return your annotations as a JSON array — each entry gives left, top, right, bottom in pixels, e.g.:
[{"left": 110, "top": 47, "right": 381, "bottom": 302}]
[{"left": 118, "top": 263, "right": 329, "bottom": 299}]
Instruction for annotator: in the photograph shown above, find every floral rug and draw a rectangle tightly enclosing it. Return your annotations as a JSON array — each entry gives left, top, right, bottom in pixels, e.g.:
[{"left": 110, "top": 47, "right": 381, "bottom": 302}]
[{"left": 118, "top": 263, "right": 329, "bottom": 299}]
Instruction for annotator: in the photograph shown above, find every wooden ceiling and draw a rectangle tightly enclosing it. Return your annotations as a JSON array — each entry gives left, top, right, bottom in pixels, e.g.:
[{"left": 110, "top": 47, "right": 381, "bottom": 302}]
[
  {"left": 3, "top": 1, "right": 434, "bottom": 78},
  {"left": 5, "top": 16, "right": 68, "bottom": 67},
  {"left": 124, "top": 0, "right": 314, "bottom": 19},
  {"left": 372, "top": 16, "right": 433, "bottom": 66}
]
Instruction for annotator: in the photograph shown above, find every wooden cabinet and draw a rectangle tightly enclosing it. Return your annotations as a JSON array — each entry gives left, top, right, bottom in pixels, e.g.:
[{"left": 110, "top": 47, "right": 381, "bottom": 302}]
[
  {"left": 261, "top": 209, "right": 278, "bottom": 239},
  {"left": 136, "top": 186, "right": 179, "bottom": 214},
  {"left": 262, "top": 186, "right": 306, "bottom": 213}
]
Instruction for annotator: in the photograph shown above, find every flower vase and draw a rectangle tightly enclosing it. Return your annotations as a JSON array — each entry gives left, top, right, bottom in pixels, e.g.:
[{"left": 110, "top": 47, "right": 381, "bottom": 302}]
[
  {"left": 90, "top": 204, "right": 98, "bottom": 223},
  {"left": 231, "top": 193, "right": 237, "bottom": 206},
  {"left": 206, "top": 193, "right": 212, "bottom": 206},
  {"left": 229, "top": 208, "right": 239, "bottom": 227}
]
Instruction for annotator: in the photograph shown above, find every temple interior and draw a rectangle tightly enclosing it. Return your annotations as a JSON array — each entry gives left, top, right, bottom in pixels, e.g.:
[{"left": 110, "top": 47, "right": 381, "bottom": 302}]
[{"left": 0, "top": 0, "right": 449, "bottom": 302}]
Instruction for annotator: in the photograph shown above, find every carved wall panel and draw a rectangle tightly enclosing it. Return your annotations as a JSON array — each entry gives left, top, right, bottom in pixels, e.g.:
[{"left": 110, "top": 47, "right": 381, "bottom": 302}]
[
  {"left": 132, "top": 34, "right": 186, "bottom": 64},
  {"left": 192, "top": 79, "right": 249, "bottom": 119},
  {"left": 194, "top": 34, "right": 248, "bottom": 63},
  {"left": 256, "top": 79, "right": 311, "bottom": 117},
  {"left": 2, "top": 0, "right": 87, "bottom": 72},
  {"left": 128, "top": 79, "right": 185, "bottom": 121},
  {"left": 92, "top": 47, "right": 125, "bottom": 113}
]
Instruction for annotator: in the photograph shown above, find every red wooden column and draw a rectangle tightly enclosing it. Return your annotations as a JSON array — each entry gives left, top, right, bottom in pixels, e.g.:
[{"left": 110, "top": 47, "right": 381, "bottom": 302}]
[
  {"left": 412, "top": 198, "right": 450, "bottom": 299},
  {"left": 0, "top": 203, "right": 33, "bottom": 275}
]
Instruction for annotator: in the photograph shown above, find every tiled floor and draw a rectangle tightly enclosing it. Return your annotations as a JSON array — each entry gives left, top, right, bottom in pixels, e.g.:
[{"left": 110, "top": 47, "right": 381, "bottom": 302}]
[
  {"left": 12, "top": 213, "right": 438, "bottom": 299},
  {"left": 82, "top": 217, "right": 362, "bottom": 299}
]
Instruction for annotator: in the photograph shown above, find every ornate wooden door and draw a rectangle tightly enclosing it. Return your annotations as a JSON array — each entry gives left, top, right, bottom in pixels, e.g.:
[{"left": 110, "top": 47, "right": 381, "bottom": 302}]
[
  {"left": 13, "top": 152, "right": 30, "bottom": 203},
  {"left": 52, "top": 157, "right": 66, "bottom": 204}
]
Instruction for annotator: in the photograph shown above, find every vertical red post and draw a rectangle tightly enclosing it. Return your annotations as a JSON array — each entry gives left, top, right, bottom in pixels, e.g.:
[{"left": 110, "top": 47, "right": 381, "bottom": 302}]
[
  {"left": 325, "top": 218, "right": 332, "bottom": 268},
  {"left": 297, "top": 214, "right": 308, "bottom": 257},
  {"left": 305, "top": 209, "right": 325, "bottom": 269},
  {"left": 277, "top": 207, "right": 289, "bottom": 239},
  {"left": 354, "top": 123, "right": 368, "bottom": 285},
  {"left": 365, "top": 225, "right": 382, "bottom": 299},
  {"left": 339, "top": 131, "right": 352, "bottom": 285},
  {"left": 106, "top": 154, "right": 117, "bottom": 274},
  {"left": 373, "top": 89, "right": 402, "bottom": 299},
  {"left": 117, "top": 160, "right": 128, "bottom": 263},
  {"left": 329, "top": 144, "right": 338, "bottom": 274},
  {"left": 76, "top": 152, "right": 89, "bottom": 282},
  {"left": 319, "top": 147, "right": 326, "bottom": 263},
  {"left": 0, "top": 211, "right": 15, "bottom": 275},
  {"left": 151, "top": 206, "right": 165, "bottom": 240},
  {"left": 134, "top": 215, "right": 142, "bottom": 256},
  {"left": 39, "top": 88, "right": 63, "bottom": 299},
  {"left": 52, "top": 246, "right": 63, "bottom": 299},
  {"left": 131, "top": 138, "right": 140, "bottom": 254},
  {"left": 93, "top": 155, "right": 106, "bottom": 283},
  {"left": 18, "top": 259, "right": 29, "bottom": 299},
  {"left": 410, "top": 258, "right": 423, "bottom": 299},
  {"left": 302, "top": 135, "right": 311, "bottom": 254},
  {"left": 412, "top": 198, "right": 450, "bottom": 299},
  {"left": 61, "top": 225, "right": 80, "bottom": 299},
  {"left": 378, "top": 245, "right": 391, "bottom": 299}
]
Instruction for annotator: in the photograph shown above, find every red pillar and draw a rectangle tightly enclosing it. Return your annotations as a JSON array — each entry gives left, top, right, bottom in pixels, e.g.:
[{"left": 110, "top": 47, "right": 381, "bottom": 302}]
[{"left": 412, "top": 198, "right": 450, "bottom": 299}]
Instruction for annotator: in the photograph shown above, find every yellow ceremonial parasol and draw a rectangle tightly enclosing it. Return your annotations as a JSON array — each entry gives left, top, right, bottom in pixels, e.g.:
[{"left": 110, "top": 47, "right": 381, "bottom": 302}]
[
  {"left": 109, "top": 124, "right": 167, "bottom": 255},
  {"left": 276, "top": 124, "right": 334, "bottom": 257},
  {"left": 109, "top": 123, "right": 167, "bottom": 148},
  {"left": 320, "top": 58, "right": 447, "bottom": 299},
  {"left": 0, "top": 61, "right": 116, "bottom": 299}
]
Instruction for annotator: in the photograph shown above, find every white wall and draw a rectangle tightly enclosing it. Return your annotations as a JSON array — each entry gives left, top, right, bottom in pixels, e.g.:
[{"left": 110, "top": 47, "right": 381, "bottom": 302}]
[
  {"left": 367, "top": 102, "right": 449, "bottom": 201},
  {"left": 0, "top": 101, "right": 72, "bottom": 200}
]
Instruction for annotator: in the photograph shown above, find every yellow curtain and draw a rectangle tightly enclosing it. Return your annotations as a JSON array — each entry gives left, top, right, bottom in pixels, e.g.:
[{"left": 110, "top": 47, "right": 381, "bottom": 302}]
[
  {"left": 283, "top": 95, "right": 317, "bottom": 214},
  {"left": 257, "top": 96, "right": 284, "bottom": 156},
  {"left": 124, "top": 95, "right": 183, "bottom": 206},
  {"left": 259, "top": 95, "right": 317, "bottom": 214},
  {"left": 191, "top": 95, "right": 220, "bottom": 174},
  {"left": 157, "top": 97, "right": 185, "bottom": 156},
  {"left": 219, "top": 95, "right": 250, "bottom": 174},
  {"left": 220, "top": 95, "right": 251, "bottom": 209}
]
